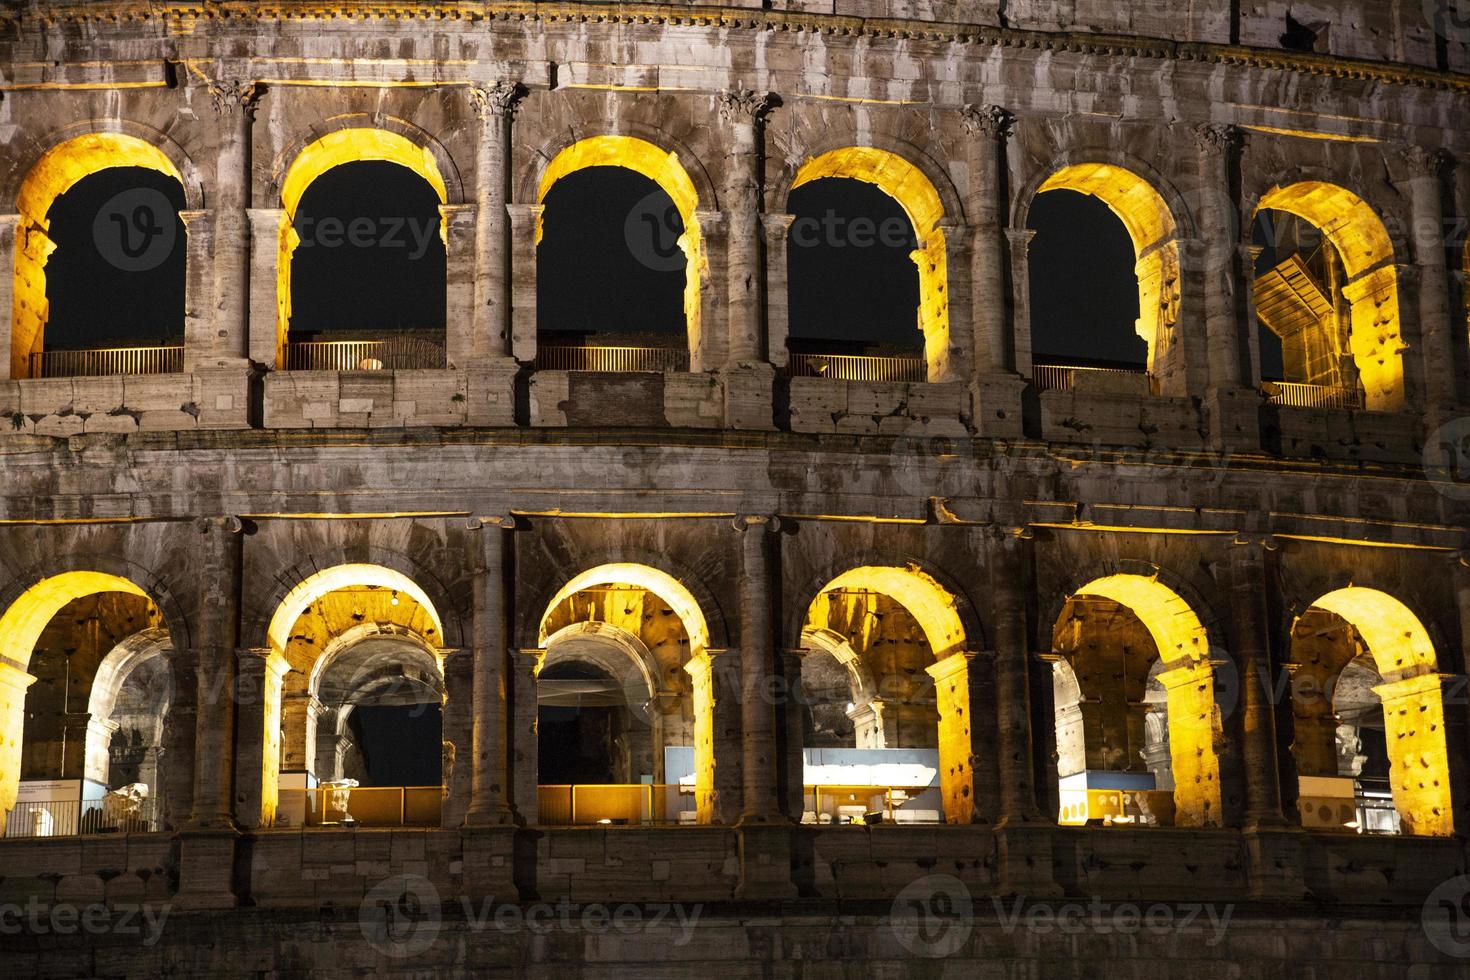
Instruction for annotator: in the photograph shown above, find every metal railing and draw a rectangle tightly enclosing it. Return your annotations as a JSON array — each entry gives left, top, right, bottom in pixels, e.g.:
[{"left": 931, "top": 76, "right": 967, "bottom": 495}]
[
  {"left": 537, "top": 784, "right": 696, "bottom": 825},
  {"left": 1033, "top": 362, "right": 1153, "bottom": 394},
  {"left": 535, "top": 345, "right": 690, "bottom": 373},
  {"left": 28, "top": 345, "right": 183, "bottom": 379},
  {"left": 279, "top": 786, "right": 442, "bottom": 828},
  {"left": 804, "top": 785, "right": 941, "bottom": 825},
  {"left": 284, "top": 335, "right": 446, "bottom": 371},
  {"left": 5, "top": 797, "right": 159, "bottom": 838},
  {"left": 1263, "top": 381, "right": 1366, "bottom": 411},
  {"left": 785, "top": 352, "right": 927, "bottom": 383}
]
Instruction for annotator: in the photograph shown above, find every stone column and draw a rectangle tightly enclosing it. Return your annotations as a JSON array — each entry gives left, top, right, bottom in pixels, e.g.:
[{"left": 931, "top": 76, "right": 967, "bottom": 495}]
[
  {"left": 761, "top": 213, "right": 796, "bottom": 370},
  {"left": 1400, "top": 146, "right": 1459, "bottom": 423},
  {"left": 1226, "top": 536, "right": 1288, "bottom": 829},
  {"left": 735, "top": 514, "right": 783, "bottom": 823},
  {"left": 179, "top": 209, "right": 214, "bottom": 366},
  {"left": 196, "top": 79, "right": 259, "bottom": 368},
  {"left": 961, "top": 104, "right": 1015, "bottom": 375},
  {"left": 232, "top": 646, "right": 288, "bottom": 830},
  {"left": 0, "top": 661, "right": 36, "bottom": 836},
  {"left": 440, "top": 204, "right": 477, "bottom": 367},
  {"left": 464, "top": 516, "right": 516, "bottom": 825},
  {"left": 926, "top": 650, "right": 996, "bottom": 824},
  {"left": 0, "top": 214, "right": 19, "bottom": 380},
  {"left": 187, "top": 517, "right": 243, "bottom": 830},
  {"left": 1005, "top": 227, "right": 1037, "bottom": 377},
  {"left": 178, "top": 516, "right": 244, "bottom": 910},
  {"left": 505, "top": 203, "right": 542, "bottom": 363},
  {"left": 439, "top": 647, "right": 472, "bottom": 827},
  {"left": 246, "top": 208, "right": 285, "bottom": 367},
  {"left": 991, "top": 526, "right": 1045, "bottom": 825},
  {"left": 777, "top": 649, "right": 806, "bottom": 821},
  {"left": 684, "top": 647, "right": 742, "bottom": 824},
  {"left": 1195, "top": 125, "right": 1247, "bottom": 388},
  {"left": 720, "top": 90, "right": 778, "bottom": 367},
  {"left": 467, "top": 82, "right": 526, "bottom": 363},
  {"left": 510, "top": 648, "right": 542, "bottom": 823}
]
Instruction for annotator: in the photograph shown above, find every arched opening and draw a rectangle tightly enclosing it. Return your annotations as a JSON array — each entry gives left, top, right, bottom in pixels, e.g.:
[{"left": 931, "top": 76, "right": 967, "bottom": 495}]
[
  {"left": 1049, "top": 574, "right": 1221, "bottom": 828},
  {"left": 535, "top": 564, "right": 704, "bottom": 824},
  {"left": 784, "top": 177, "right": 924, "bottom": 382},
  {"left": 797, "top": 565, "right": 967, "bottom": 824},
  {"left": 82, "top": 628, "right": 173, "bottom": 833},
  {"left": 786, "top": 149, "right": 949, "bottom": 382},
  {"left": 276, "top": 129, "right": 449, "bottom": 371},
  {"left": 265, "top": 564, "right": 447, "bottom": 830},
  {"left": 1252, "top": 182, "right": 1402, "bottom": 411},
  {"left": 1286, "top": 589, "right": 1454, "bottom": 836},
  {"left": 534, "top": 136, "right": 703, "bottom": 372},
  {"left": 0, "top": 570, "right": 173, "bottom": 837},
  {"left": 13, "top": 133, "right": 188, "bottom": 379},
  {"left": 1026, "top": 164, "right": 1181, "bottom": 397}
]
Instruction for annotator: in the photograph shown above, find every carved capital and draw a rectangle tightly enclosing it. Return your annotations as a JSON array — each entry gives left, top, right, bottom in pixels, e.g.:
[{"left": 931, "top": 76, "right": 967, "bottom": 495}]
[
  {"left": 1192, "top": 123, "right": 1244, "bottom": 155},
  {"left": 468, "top": 81, "right": 527, "bottom": 122},
  {"left": 960, "top": 103, "right": 1014, "bottom": 139},
  {"left": 733, "top": 513, "right": 781, "bottom": 534},
  {"left": 1398, "top": 144, "right": 1452, "bottom": 179},
  {"left": 205, "top": 79, "right": 261, "bottom": 118},
  {"left": 717, "top": 89, "right": 779, "bottom": 125}
]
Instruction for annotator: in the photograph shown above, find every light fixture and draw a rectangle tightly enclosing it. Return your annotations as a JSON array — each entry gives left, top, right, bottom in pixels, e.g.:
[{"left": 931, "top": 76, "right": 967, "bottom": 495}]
[{"left": 390, "top": 591, "right": 399, "bottom": 606}]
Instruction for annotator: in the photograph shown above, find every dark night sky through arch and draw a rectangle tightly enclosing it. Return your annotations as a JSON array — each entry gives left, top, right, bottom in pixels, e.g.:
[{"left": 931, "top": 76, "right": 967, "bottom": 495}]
[{"left": 53, "top": 164, "right": 1153, "bottom": 365}]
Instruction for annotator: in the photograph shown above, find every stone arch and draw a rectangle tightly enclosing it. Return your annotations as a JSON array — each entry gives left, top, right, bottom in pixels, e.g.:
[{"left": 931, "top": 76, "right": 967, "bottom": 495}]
[
  {"left": 0, "top": 568, "right": 177, "bottom": 835},
  {"left": 245, "top": 547, "right": 464, "bottom": 652},
  {"left": 84, "top": 627, "right": 172, "bottom": 785},
  {"left": 268, "top": 124, "right": 457, "bottom": 368},
  {"left": 787, "top": 554, "right": 984, "bottom": 659},
  {"left": 800, "top": 626, "right": 884, "bottom": 747},
  {"left": 1252, "top": 179, "right": 1404, "bottom": 410},
  {"left": 537, "top": 561, "right": 712, "bottom": 656},
  {"left": 1017, "top": 160, "right": 1187, "bottom": 386},
  {"left": 265, "top": 562, "right": 447, "bottom": 656},
  {"left": 785, "top": 147, "right": 955, "bottom": 382},
  {"left": 10, "top": 128, "right": 201, "bottom": 379},
  {"left": 532, "top": 134, "right": 709, "bottom": 366},
  {"left": 1057, "top": 572, "right": 1222, "bottom": 827},
  {"left": 1300, "top": 587, "right": 1456, "bottom": 836},
  {"left": 542, "top": 621, "right": 660, "bottom": 708}
]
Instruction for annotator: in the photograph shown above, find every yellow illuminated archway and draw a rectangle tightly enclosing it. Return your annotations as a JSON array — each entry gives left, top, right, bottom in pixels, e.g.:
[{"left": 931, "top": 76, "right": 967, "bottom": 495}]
[
  {"left": 804, "top": 564, "right": 967, "bottom": 660},
  {"left": 1255, "top": 182, "right": 1403, "bottom": 410},
  {"left": 537, "top": 136, "right": 705, "bottom": 362},
  {"left": 0, "top": 570, "right": 153, "bottom": 834},
  {"left": 267, "top": 562, "right": 445, "bottom": 655},
  {"left": 1305, "top": 587, "right": 1454, "bottom": 835},
  {"left": 274, "top": 128, "right": 450, "bottom": 367},
  {"left": 790, "top": 148, "right": 951, "bottom": 380},
  {"left": 539, "top": 562, "right": 710, "bottom": 655},
  {"left": 12, "top": 133, "right": 185, "bottom": 379},
  {"left": 1035, "top": 164, "right": 1182, "bottom": 381},
  {"left": 1068, "top": 573, "right": 1222, "bottom": 827}
]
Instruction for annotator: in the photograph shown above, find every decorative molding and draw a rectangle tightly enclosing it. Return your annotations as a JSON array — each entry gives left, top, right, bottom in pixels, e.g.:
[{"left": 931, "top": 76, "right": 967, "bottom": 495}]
[
  {"left": 1397, "top": 144, "right": 1453, "bottom": 179},
  {"left": 467, "top": 80, "right": 526, "bottom": 122},
  {"left": 960, "top": 103, "right": 1014, "bottom": 139},
  {"left": 1192, "top": 123, "right": 1244, "bottom": 154},
  {"left": 717, "top": 89, "right": 779, "bottom": 125},
  {"left": 204, "top": 78, "right": 261, "bottom": 118}
]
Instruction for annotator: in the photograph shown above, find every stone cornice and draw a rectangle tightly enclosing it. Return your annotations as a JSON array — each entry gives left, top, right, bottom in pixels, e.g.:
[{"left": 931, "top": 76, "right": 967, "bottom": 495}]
[{"left": 7, "top": 2, "right": 1469, "bottom": 95}]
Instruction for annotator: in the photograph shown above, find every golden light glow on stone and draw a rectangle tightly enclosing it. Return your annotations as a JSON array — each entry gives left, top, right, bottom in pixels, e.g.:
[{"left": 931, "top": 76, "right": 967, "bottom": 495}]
[
  {"left": 12, "top": 133, "right": 183, "bottom": 379},
  {"left": 1038, "top": 164, "right": 1180, "bottom": 376},
  {"left": 805, "top": 564, "right": 966, "bottom": 659},
  {"left": 1071, "top": 574, "right": 1221, "bottom": 827},
  {"left": 0, "top": 570, "right": 150, "bottom": 835},
  {"left": 537, "top": 136, "right": 705, "bottom": 360},
  {"left": 1306, "top": 587, "right": 1453, "bottom": 836},
  {"left": 538, "top": 562, "right": 709, "bottom": 654},
  {"left": 1255, "top": 181, "right": 1403, "bottom": 410},
  {"left": 266, "top": 563, "right": 444, "bottom": 654},
  {"left": 275, "top": 128, "right": 449, "bottom": 368},
  {"left": 790, "top": 148, "right": 950, "bottom": 381}
]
